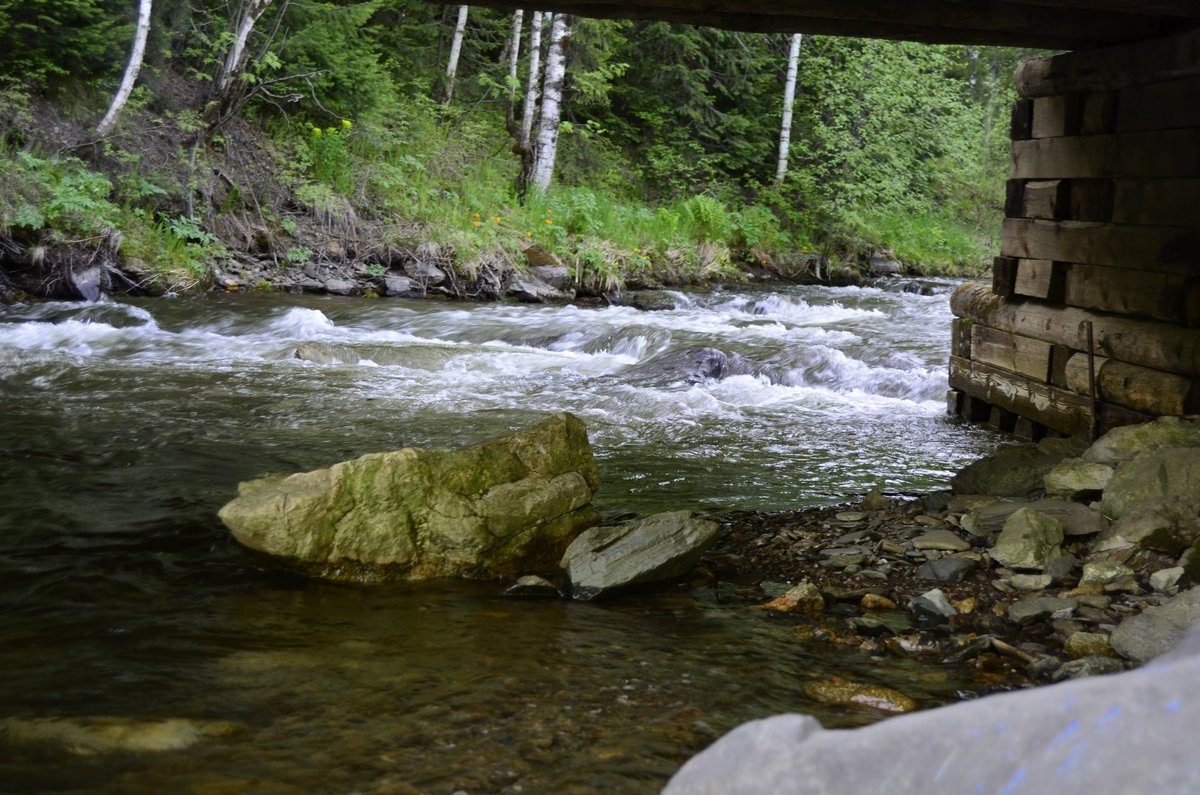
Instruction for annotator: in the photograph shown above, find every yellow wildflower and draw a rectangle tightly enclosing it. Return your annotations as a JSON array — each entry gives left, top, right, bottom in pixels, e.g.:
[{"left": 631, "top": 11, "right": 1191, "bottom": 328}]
[
  {"left": 341, "top": 119, "right": 352, "bottom": 129},
  {"left": 544, "top": 218, "right": 554, "bottom": 225},
  {"left": 312, "top": 127, "right": 322, "bottom": 136},
  {"left": 472, "top": 220, "right": 481, "bottom": 227}
]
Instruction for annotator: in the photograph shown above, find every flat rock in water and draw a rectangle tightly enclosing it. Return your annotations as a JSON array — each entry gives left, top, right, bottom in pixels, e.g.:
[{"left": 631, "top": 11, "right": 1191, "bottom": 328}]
[
  {"left": 664, "top": 625, "right": 1200, "bottom": 795},
  {"left": 560, "top": 511, "right": 721, "bottom": 600},
  {"left": 218, "top": 412, "right": 601, "bottom": 582},
  {"left": 1110, "top": 587, "right": 1200, "bottom": 664}
]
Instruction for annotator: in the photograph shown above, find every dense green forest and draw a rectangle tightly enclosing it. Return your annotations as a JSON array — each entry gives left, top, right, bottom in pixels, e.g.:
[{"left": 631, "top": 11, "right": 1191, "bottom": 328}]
[{"left": 0, "top": 0, "right": 1038, "bottom": 296}]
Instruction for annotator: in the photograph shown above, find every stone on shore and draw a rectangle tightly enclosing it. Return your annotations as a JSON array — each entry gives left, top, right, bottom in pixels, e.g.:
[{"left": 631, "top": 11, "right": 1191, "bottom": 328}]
[
  {"left": 1101, "top": 448, "right": 1200, "bottom": 521},
  {"left": 990, "top": 508, "right": 1064, "bottom": 571},
  {"left": 663, "top": 625, "right": 1200, "bottom": 795},
  {"left": 1082, "top": 416, "right": 1200, "bottom": 466},
  {"left": 1110, "top": 586, "right": 1200, "bottom": 664},
  {"left": 559, "top": 511, "right": 720, "bottom": 600},
  {"left": 218, "top": 412, "right": 601, "bottom": 582},
  {"left": 1043, "top": 458, "right": 1113, "bottom": 500},
  {"left": 960, "top": 498, "right": 1102, "bottom": 538},
  {"left": 759, "top": 582, "right": 825, "bottom": 615},
  {"left": 950, "top": 445, "right": 1067, "bottom": 498}
]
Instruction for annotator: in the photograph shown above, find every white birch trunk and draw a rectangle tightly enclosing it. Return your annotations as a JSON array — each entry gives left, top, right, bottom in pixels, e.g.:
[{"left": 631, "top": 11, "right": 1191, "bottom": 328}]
[
  {"left": 217, "top": 0, "right": 273, "bottom": 94},
  {"left": 506, "top": 10, "right": 523, "bottom": 104},
  {"left": 774, "top": 33, "right": 803, "bottom": 187},
  {"left": 531, "top": 13, "right": 569, "bottom": 192},
  {"left": 442, "top": 5, "right": 470, "bottom": 105},
  {"left": 95, "top": 0, "right": 153, "bottom": 138},
  {"left": 519, "top": 10, "right": 544, "bottom": 153}
]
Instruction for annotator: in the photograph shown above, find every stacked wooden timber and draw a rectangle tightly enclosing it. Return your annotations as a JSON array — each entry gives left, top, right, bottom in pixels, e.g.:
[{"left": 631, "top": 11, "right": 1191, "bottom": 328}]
[{"left": 950, "top": 27, "right": 1200, "bottom": 439}]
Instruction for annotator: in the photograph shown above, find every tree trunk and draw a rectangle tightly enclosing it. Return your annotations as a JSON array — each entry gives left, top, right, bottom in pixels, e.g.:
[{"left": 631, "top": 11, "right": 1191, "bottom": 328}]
[
  {"left": 442, "top": 5, "right": 470, "bottom": 105},
  {"left": 774, "top": 32, "right": 803, "bottom": 187},
  {"left": 204, "top": 0, "right": 274, "bottom": 136},
  {"left": 514, "top": 10, "right": 544, "bottom": 200},
  {"left": 530, "top": 13, "right": 570, "bottom": 193},
  {"left": 506, "top": 10, "right": 523, "bottom": 107},
  {"left": 95, "top": 0, "right": 153, "bottom": 138}
]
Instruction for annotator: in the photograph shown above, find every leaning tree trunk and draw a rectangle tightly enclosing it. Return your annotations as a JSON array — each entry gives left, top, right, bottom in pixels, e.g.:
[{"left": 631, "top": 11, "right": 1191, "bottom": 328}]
[
  {"left": 204, "top": 0, "right": 274, "bottom": 135},
  {"left": 530, "top": 13, "right": 570, "bottom": 193},
  {"left": 505, "top": 9, "right": 524, "bottom": 113},
  {"left": 442, "top": 5, "right": 470, "bottom": 105},
  {"left": 95, "top": 0, "right": 153, "bottom": 138},
  {"left": 774, "top": 32, "right": 803, "bottom": 187}
]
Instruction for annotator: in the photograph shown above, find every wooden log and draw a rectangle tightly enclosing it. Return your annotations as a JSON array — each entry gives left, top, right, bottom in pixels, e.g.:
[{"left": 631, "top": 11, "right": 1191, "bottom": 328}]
[
  {"left": 1111, "top": 179, "right": 1200, "bottom": 227},
  {"left": 1064, "top": 352, "right": 1200, "bottom": 415},
  {"left": 969, "top": 324, "right": 1052, "bottom": 381},
  {"left": 949, "top": 356, "right": 1151, "bottom": 436},
  {"left": 951, "top": 282, "right": 1200, "bottom": 377},
  {"left": 1013, "top": 258, "right": 1062, "bottom": 301},
  {"left": 1016, "top": 28, "right": 1200, "bottom": 98},
  {"left": 1031, "top": 94, "right": 1082, "bottom": 139},
  {"left": 1060, "top": 262, "right": 1200, "bottom": 326},
  {"left": 992, "top": 256, "right": 1018, "bottom": 297},
  {"left": 1005, "top": 179, "right": 1026, "bottom": 217},
  {"left": 1068, "top": 179, "right": 1113, "bottom": 222},
  {"left": 1050, "top": 344, "right": 1074, "bottom": 389},
  {"left": 1022, "top": 179, "right": 1068, "bottom": 220},
  {"left": 1081, "top": 91, "right": 1118, "bottom": 135},
  {"left": 1010, "top": 129, "right": 1200, "bottom": 180},
  {"left": 1011, "top": 99, "right": 1033, "bottom": 142},
  {"left": 951, "top": 318, "right": 972, "bottom": 359},
  {"left": 1117, "top": 76, "right": 1200, "bottom": 133},
  {"left": 1000, "top": 218, "right": 1200, "bottom": 273}
]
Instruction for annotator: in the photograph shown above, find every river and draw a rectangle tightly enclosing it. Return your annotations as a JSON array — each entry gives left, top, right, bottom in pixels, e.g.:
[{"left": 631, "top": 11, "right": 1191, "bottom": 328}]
[{"left": 0, "top": 280, "right": 1003, "bottom": 793}]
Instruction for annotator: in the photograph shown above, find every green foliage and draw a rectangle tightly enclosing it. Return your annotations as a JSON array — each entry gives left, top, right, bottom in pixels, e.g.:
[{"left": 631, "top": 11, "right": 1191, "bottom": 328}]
[
  {"left": 120, "top": 211, "right": 228, "bottom": 280},
  {"left": 0, "top": 0, "right": 127, "bottom": 88},
  {"left": 1, "top": 152, "right": 119, "bottom": 238}
]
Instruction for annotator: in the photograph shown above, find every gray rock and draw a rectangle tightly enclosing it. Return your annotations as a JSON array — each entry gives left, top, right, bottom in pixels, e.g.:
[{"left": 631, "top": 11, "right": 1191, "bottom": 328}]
[
  {"left": 916, "top": 557, "right": 977, "bottom": 584},
  {"left": 1043, "top": 458, "right": 1113, "bottom": 500},
  {"left": 1051, "top": 656, "right": 1126, "bottom": 681},
  {"left": 219, "top": 413, "right": 601, "bottom": 582},
  {"left": 404, "top": 259, "right": 446, "bottom": 285},
  {"left": 622, "top": 347, "right": 728, "bottom": 387},
  {"left": 912, "top": 529, "right": 970, "bottom": 552},
  {"left": 1079, "top": 561, "right": 1135, "bottom": 587},
  {"left": 910, "top": 588, "right": 957, "bottom": 624},
  {"left": 1094, "top": 495, "right": 1200, "bottom": 554},
  {"left": 1151, "top": 567, "right": 1185, "bottom": 594},
  {"left": 506, "top": 271, "right": 572, "bottom": 303},
  {"left": 70, "top": 265, "right": 104, "bottom": 301},
  {"left": 560, "top": 511, "right": 720, "bottom": 600},
  {"left": 1008, "top": 596, "right": 1078, "bottom": 625},
  {"left": 1010, "top": 573, "right": 1053, "bottom": 591},
  {"left": 663, "top": 625, "right": 1200, "bottom": 795},
  {"left": 1111, "top": 586, "right": 1200, "bottom": 663},
  {"left": 1064, "top": 631, "right": 1114, "bottom": 659},
  {"left": 530, "top": 264, "right": 574, "bottom": 291},
  {"left": 867, "top": 252, "right": 903, "bottom": 276},
  {"left": 961, "top": 498, "right": 1101, "bottom": 538},
  {"left": 951, "top": 445, "right": 1069, "bottom": 498},
  {"left": 1044, "top": 554, "right": 1078, "bottom": 582},
  {"left": 991, "top": 508, "right": 1064, "bottom": 571},
  {"left": 1083, "top": 416, "right": 1200, "bottom": 466},
  {"left": 323, "top": 278, "right": 355, "bottom": 295},
  {"left": 1102, "top": 448, "right": 1200, "bottom": 521},
  {"left": 383, "top": 273, "right": 422, "bottom": 297}
]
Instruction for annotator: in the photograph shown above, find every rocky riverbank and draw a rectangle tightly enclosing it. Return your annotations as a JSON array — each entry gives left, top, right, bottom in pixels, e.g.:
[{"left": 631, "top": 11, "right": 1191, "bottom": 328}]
[{"left": 695, "top": 416, "right": 1200, "bottom": 695}]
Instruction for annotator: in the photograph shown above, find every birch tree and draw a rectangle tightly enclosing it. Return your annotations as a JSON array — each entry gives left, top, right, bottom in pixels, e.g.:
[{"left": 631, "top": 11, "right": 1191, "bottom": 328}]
[
  {"left": 441, "top": 5, "right": 469, "bottom": 105},
  {"left": 505, "top": 10, "right": 523, "bottom": 110},
  {"left": 94, "top": 0, "right": 152, "bottom": 138},
  {"left": 519, "top": 11, "right": 544, "bottom": 155},
  {"left": 203, "top": 0, "right": 274, "bottom": 135},
  {"left": 530, "top": 13, "right": 570, "bottom": 192},
  {"left": 774, "top": 32, "right": 802, "bottom": 187}
]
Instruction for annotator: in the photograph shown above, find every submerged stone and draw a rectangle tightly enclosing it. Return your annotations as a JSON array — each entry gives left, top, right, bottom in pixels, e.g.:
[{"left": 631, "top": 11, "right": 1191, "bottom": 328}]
[
  {"left": 0, "top": 716, "right": 240, "bottom": 755},
  {"left": 802, "top": 678, "right": 918, "bottom": 714}
]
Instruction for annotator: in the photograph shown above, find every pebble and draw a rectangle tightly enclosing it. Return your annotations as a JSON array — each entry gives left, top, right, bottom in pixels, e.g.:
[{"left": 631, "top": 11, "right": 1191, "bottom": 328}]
[
  {"left": 759, "top": 582, "right": 825, "bottom": 615},
  {"left": 861, "top": 593, "right": 898, "bottom": 611},
  {"left": 1010, "top": 573, "right": 1053, "bottom": 591},
  {"left": 1150, "top": 566, "right": 1185, "bottom": 594},
  {"left": 1008, "top": 596, "right": 1079, "bottom": 625},
  {"left": 1051, "top": 655, "right": 1125, "bottom": 681},
  {"left": 916, "top": 557, "right": 977, "bottom": 584},
  {"left": 912, "top": 529, "right": 971, "bottom": 551},
  {"left": 1079, "top": 561, "right": 1135, "bottom": 587},
  {"left": 835, "top": 512, "right": 867, "bottom": 523},
  {"left": 803, "top": 678, "right": 918, "bottom": 714},
  {"left": 1064, "top": 631, "right": 1114, "bottom": 659}
]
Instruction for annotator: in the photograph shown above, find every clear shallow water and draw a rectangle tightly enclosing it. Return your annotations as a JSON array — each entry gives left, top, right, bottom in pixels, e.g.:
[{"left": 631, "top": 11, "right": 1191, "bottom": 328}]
[{"left": 0, "top": 281, "right": 1001, "bottom": 793}]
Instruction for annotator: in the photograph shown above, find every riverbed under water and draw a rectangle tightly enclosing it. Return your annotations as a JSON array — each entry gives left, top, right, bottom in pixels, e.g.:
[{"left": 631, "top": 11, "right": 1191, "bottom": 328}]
[{"left": 0, "top": 281, "right": 1004, "bottom": 793}]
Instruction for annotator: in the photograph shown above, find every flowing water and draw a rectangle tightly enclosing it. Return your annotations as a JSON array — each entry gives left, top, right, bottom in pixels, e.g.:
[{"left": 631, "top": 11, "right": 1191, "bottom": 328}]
[{"left": 0, "top": 280, "right": 1003, "bottom": 794}]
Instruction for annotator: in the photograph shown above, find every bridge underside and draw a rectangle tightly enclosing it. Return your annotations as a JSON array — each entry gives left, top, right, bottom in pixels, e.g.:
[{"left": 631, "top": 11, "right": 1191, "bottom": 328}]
[
  {"left": 428, "top": 2, "right": 1200, "bottom": 439},
  {"left": 438, "top": 1, "right": 1197, "bottom": 49}
]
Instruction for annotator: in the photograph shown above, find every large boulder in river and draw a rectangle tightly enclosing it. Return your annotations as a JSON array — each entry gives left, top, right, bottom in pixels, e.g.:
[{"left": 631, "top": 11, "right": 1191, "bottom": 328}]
[
  {"left": 663, "top": 622, "right": 1200, "bottom": 795},
  {"left": 560, "top": 511, "right": 721, "bottom": 599},
  {"left": 218, "top": 413, "right": 601, "bottom": 582}
]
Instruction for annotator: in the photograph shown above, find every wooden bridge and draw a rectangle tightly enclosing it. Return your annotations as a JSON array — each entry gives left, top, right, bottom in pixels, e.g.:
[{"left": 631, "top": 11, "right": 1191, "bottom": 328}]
[{"left": 434, "top": 1, "right": 1200, "bottom": 439}]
